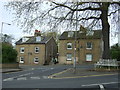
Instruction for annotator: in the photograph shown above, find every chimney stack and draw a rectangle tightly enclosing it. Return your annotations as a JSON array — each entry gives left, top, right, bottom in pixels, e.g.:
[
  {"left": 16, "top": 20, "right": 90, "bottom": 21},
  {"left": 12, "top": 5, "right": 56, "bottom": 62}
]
[
  {"left": 80, "top": 25, "right": 86, "bottom": 33},
  {"left": 34, "top": 30, "right": 41, "bottom": 36}
]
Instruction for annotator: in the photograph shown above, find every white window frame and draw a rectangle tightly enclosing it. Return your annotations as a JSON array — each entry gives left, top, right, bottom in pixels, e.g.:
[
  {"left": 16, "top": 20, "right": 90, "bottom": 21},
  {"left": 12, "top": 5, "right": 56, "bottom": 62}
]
[
  {"left": 20, "top": 47, "right": 25, "bottom": 53},
  {"left": 20, "top": 56, "right": 24, "bottom": 63},
  {"left": 66, "top": 54, "right": 72, "bottom": 61},
  {"left": 86, "top": 42, "right": 92, "bottom": 49},
  {"left": 67, "top": 43, "right": 72, "bottom": 50},
  {"left": 86, "top": 54, "right": 92, "bottom": 61},
  {"left": 35, "top": 47, "right": 39, "bottom": 53},
  {"left": 34, "top": 57, "right": 39, "bottom": 64}
]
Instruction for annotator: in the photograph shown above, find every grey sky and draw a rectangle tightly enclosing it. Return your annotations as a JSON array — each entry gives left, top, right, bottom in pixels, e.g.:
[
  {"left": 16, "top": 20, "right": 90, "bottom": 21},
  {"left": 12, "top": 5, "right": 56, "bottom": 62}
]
[{"left": 0, "top": 0, "right": 118, "bottom": 46}]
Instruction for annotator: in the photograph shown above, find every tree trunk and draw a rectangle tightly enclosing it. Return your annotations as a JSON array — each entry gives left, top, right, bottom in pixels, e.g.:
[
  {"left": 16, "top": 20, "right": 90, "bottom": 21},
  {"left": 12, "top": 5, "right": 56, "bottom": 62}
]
[{"left": 101, "top": 3, "right": 110, "bottom": 59}]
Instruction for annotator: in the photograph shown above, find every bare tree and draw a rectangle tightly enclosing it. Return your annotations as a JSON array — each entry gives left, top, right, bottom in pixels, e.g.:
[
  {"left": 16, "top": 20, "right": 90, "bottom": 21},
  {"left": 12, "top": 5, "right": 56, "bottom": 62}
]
[{"left": 5, "top": 0, "right": 120, "bottom": 59}]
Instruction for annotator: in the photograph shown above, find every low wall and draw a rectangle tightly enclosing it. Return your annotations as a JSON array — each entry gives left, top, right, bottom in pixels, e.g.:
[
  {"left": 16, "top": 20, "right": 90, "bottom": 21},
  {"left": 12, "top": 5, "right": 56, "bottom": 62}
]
[{"left": 0, "top": 63, "right": 19, "bottom": 69}]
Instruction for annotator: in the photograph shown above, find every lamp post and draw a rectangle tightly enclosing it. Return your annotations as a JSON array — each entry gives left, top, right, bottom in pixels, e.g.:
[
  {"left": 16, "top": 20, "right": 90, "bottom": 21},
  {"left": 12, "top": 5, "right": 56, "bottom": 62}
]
[
  {"left": 73, "top": 1, "right": 78, "bottom": 73},
  {"left": 0, "top": 22, "right": 11, "bottom": 42}
]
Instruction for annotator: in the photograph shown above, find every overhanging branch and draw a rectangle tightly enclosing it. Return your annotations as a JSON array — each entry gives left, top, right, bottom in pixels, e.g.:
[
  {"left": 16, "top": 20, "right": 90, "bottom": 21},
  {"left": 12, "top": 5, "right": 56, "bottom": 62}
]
[
  {"left": 108, "top": 9, "right": 120, "bottom": 16},
  {"left": 49, "top": 14, "right": 100, "bottom": 21},
  {"left": 52, "top": 1, "right": 101, "bottom": 12}
]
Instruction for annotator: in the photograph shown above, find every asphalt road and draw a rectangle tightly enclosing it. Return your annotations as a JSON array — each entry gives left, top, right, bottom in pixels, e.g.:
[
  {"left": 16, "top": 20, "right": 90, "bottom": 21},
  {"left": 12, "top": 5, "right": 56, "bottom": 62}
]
[{"left": 2, "top": 65, "right": 120, "bottom": 89}]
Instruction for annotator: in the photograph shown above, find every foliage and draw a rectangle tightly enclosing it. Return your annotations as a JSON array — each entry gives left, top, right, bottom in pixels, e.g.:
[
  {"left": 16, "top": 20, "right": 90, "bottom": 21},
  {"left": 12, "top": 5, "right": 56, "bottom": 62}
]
[
  {"left": 110, "top": 44, "right": 120, "bottom": 61},
  {"left": 5, "top": 1, "right": 119, "bottom": 32},
  {"left": 2, "top": 34, "right": 14, "bottom": 44},
  {"left": 2, "top": 42, "right": 18, "bottom": 63},
  {"left": 5, "top": 1, "right": 120, "bottom": 59},
  {"left": 42, "top": 31, "right": 61, "bottom": 44}
]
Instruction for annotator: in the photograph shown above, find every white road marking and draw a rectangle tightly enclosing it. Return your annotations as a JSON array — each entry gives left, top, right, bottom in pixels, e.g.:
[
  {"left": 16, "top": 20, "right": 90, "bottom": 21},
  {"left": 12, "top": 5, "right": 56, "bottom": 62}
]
[
  {"left": 31, "top": 68, "right": 35, "bottom": 70},
  {"left": 3, "top": 78, "right": 13, "bottom": 81},
  {"left": 20, "top": 73, "right": 33, "bottom": 76},
  {"left": 99, "top": 84, "right": 105, "bottom": 90},
  {"left": 5, "top": 72, "right": 34, "bottom": 80},
  {"left": 81, "top": 82, "right": 118, "bottom": 87},
  {"left": 51, "top": 68, "right": 54, "bottom": 70},
  {"left": 43, "top": 76, "right": 48, "bottom": 79},
  {"left": 17, "top": 77, "right": 26, "bottom": 80},
  {"left": 30, "top": 76, "right": 40, "bottom": 80}
]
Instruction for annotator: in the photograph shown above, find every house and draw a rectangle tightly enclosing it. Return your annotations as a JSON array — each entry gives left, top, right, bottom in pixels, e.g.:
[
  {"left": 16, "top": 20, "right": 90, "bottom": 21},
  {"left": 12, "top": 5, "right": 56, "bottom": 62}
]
[
  {"left": 58, "top": 25, "right": 103, "bottom": 64},
  {"left": 16, "top": 30, "right": 58, "bottom": 65}
]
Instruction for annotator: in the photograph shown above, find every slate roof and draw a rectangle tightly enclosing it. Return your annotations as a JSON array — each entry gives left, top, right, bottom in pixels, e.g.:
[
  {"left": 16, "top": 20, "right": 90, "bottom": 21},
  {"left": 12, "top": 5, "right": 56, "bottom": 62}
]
[
  {"left": 16, "top": 36, "right": 51, "bottom": 45},
  {"left": 59, "top": 30, "right": 102, "bottom": 40}
]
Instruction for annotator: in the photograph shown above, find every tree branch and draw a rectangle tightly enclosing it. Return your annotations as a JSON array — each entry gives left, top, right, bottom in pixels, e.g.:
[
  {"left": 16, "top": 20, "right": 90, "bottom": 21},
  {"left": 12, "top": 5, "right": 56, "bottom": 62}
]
[
  {"left": 52, "top": 1, "right": 101, "bottom": 11},
  {"left": 108, "top": 9, "right": 120, "bottom": 16},
  {"left": 111, "top": 2, "right": 120, "bottom": 6},
  {"left": 49, "top": 14, "right": 100, "bottom": 21},
  {"left": 52, "top": 1, "right": 73, "bottom": 11}
]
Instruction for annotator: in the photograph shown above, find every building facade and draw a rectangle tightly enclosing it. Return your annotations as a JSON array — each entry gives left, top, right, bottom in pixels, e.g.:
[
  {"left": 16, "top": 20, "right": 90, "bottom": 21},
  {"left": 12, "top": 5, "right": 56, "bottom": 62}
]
[
  {"left": 16, "top": 30, "right": 58, "bottom": 65},
  {"left": 58, "top": 26, "right": 103, "bottom": 64}
]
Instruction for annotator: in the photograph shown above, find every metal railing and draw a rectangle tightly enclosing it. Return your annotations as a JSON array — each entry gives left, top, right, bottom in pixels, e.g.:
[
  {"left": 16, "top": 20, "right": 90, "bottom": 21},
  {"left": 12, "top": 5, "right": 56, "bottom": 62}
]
[{"left": 94, "top": 59, "right": 119, "bottom": 70}]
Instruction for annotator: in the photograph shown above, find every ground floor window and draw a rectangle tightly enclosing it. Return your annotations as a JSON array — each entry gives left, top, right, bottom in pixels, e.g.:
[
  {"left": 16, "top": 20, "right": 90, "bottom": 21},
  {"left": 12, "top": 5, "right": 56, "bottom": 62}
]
[
  {"left": 20, "top": 56, "right": 24, "bottom": 63},
  {"left": 86, "top": 54, "right": 92, "bottom": 61},
  {"left": 34, "top": 57, "right": 39, "bottom": 64},
  {"left": 66, "top": 54, "right": 72, "bottom": 61}
]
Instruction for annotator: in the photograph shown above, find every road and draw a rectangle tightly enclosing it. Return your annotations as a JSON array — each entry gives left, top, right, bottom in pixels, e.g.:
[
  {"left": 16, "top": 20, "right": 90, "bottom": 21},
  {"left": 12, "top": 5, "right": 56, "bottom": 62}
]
[{"left": 2, "top": 65, "right": 119, "bottom": 89}]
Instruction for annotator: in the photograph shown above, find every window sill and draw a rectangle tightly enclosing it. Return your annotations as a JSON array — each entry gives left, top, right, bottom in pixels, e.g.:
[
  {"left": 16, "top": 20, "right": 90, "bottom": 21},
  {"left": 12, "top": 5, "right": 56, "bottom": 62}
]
[
  {"left": 67, "top": 48, "right": 72, "bottom": 50},
  {"left": 86, "top": 48, "right": 92, "bottom": 50},
  {"left": 85, "top": 61, "right": 92, "bottom": 62},
  {"left": 66, "top": 59, "right": 72, "bottom": 61},
  {"left": 35, "top": 52, "right": 39, "bottom": 54}
]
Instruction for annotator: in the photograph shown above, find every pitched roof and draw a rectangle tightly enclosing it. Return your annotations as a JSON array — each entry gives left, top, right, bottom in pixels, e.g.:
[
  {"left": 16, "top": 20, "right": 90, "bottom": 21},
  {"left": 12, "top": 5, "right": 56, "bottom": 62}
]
[
  {"left": 16, "top": 36, "right": 51, "bottom": 45},
  {"left": 59, "top": 30, "right": 102, "bottom": 40}
]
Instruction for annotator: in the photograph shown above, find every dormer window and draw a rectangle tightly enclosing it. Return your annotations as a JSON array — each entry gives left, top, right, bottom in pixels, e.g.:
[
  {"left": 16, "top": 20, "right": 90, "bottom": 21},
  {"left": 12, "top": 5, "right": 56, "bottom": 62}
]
[
  {"left": 86, "top": 31, "right": 94, "bottom": 36},
  {"left": 68, "top": 32, "right": 74, "bottom": 37},
  {"left": 36, "top": 36, "right": 41, "bottom": 42},
  {"left": 22, "top": 37, "right": 29, "bottom": 42}
]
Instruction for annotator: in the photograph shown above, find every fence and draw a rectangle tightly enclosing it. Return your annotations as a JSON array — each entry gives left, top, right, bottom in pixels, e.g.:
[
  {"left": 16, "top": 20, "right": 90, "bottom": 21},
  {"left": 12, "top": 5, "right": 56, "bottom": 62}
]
[{"left": 94, "top": 59, "right": 119, "bottom": 70}]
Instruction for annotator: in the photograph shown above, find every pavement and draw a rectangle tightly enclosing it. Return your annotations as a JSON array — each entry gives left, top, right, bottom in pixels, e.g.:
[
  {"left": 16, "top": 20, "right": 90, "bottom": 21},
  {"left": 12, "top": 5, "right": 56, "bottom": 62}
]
[
  {"left": 48, "top": 67, "right": 119, "bottom": 79},
  {"left": 1, "top": 64, "right": 119, "bottom": 79},
  {"left": 0, "top": 68, "right": 22, "bottom": 73}
]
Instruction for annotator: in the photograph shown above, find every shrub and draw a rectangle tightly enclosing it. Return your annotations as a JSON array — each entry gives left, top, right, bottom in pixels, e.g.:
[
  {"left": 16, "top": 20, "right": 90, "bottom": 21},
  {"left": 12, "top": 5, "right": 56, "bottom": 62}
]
[
  {"left": 110, "top": 44, "right": 120, "bottom": 61},
  {"left": 2, "top": 42, "right": 17, "bottom": 63}
]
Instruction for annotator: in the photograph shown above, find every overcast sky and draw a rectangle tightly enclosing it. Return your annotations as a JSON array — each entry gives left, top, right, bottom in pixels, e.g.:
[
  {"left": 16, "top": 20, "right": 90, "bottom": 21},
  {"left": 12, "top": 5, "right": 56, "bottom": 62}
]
[
  {"left": 0, "top": 0, "right": 118, "bottom": 46},
  {"left": 0, "top": 1, "right": 34, "bottom": 45}
]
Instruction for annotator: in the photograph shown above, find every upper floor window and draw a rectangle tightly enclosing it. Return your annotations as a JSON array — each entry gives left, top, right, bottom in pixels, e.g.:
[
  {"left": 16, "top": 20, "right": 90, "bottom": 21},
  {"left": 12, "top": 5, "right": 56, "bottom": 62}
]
[
  {"left": 66, "top": 54, "right": 72, "bottom": 61},
  {"left": 36, "top": 36, "right": 41, "bottom": 42},
  {"left": 34, "top": 57, "right": 39, "bottom": 64},
  {"left": 19, "top": 56, "right": 24, "bottom": 63},
  {"left": 20, "top": 47, "right": 24, "bottom": 53},
  {"left": 35, "top": 47, "right": 39, "bottom": 53},
  {"left": 86, "top": 42, "right": 92, "bottom": 49},
  {"left": 68, "top": 32, "right": 74, "bottom": 37},
  {"left": 67, "top": 43, "right": 72, "bottom": 49},
  {"left": 86, "top": 54, "right": 92, "bottom": 61}
]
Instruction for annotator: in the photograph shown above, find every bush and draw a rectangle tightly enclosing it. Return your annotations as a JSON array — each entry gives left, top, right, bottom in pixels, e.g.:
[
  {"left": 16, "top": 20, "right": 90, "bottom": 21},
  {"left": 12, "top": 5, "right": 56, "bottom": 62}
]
[
  {"left": 110, "top": 44, "right": 120, "bottom": 61},
  {"left": 2, "top": 42, "right": 17, "bottom": 63}
]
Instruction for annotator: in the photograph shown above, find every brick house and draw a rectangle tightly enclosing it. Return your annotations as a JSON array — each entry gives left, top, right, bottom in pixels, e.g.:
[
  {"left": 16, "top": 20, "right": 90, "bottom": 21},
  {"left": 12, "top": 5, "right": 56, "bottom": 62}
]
[
  {"left": 58, "top": 26, "right": 103, "bottom": 64},
  {"left": 16, "top": 30, "right": 58, "bottom": 65}
]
